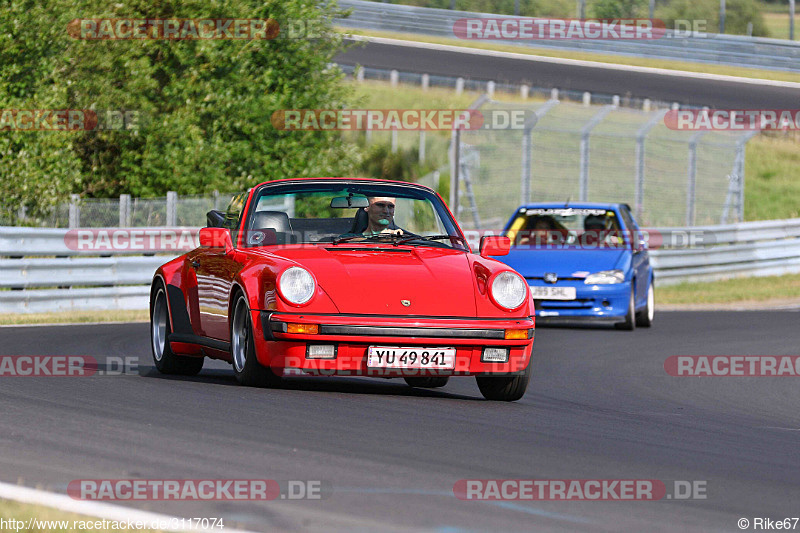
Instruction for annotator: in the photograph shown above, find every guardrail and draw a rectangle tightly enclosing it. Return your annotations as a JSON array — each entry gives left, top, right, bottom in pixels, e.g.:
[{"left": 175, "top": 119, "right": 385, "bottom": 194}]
[
  {"left": 336, "top": 0, "right": 800, "bottom": 72},
  {"left": 1, "top": 220, "right": 797, "bottom": 313}
]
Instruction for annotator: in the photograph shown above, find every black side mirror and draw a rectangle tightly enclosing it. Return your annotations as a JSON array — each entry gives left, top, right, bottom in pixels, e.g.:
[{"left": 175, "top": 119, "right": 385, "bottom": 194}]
[{"left": 206, "top": 210, "right": 225, "bottom": 228}]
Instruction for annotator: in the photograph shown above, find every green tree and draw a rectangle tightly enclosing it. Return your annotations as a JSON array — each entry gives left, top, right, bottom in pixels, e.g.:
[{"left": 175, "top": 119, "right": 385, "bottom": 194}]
[{"left": 0, "top": 0, "right": 358, "bottom": 222}]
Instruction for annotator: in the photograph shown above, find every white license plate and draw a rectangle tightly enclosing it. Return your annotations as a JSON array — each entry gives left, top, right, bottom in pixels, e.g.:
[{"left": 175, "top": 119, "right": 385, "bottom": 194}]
[
  {"left": 367, "top": 347, "right": 456, "bottom": 369},
  {"left": 530, "top": 286, "right": 577, "bottom": 300}
]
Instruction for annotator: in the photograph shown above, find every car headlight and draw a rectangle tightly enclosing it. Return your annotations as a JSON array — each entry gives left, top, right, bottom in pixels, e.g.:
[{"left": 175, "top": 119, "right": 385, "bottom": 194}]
[
  {"left": 278, "top": 266, "right": 316, "bottom": 305},
  {"left": 490, "top": 271, "right": 527, "bottom": 310},
  {"left": 584, "top": 270, "right": 625, "bottom": 284}
]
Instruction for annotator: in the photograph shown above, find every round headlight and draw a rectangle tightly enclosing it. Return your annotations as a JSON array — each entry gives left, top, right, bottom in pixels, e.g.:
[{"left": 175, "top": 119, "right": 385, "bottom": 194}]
[
  {"left": 278, "top": 266, "right": 316, "bottom": 305},
  {"left": 490, "top": 271, "right": 527, "bottom": 310}
]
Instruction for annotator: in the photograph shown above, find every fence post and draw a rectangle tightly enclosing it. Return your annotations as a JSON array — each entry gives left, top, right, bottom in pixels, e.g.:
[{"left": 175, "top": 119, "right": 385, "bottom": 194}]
[
  {"left": 69, "top": 194, "right": 80, "bottom": 229},
  {"left": 634, "top": 109, "right": 669, "bottom": 221},
  {"left": 119, "top": 194, "right": 131, "bottom": 227},
  {"left": 579, "top": 106, "right": 615, "bottom": 202},
  {"left": 166, "top": 191, "right": 177, "bottom": 227},
  {"left": 520, "top": 99, "right": 559, "bottom": 205},
  {"left": 391, "top": 129, "right": 398, "bottom": 153},
  {"left": 449, "top": 128, "right": 460, "bottom": 216},
  {"left": 419, "top": 130, "right": 426, "bottom": 163},
  {"left": 685, "top": 131, "right": 707, "bottom": 226}
]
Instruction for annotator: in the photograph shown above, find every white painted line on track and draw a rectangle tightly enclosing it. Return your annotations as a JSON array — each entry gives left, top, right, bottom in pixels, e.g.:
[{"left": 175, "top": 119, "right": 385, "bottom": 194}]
[
  {"left": 0, "top": 482, "right": 258, "bottom": 533},
  {"left": 345, "top": 35, "right": 800, "bottom": 89}
]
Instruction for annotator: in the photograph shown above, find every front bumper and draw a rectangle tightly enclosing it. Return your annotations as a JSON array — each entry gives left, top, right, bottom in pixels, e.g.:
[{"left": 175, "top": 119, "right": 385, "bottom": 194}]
[
  {"left": 532, "top": 280, "right": 630, "bottom": 323},
  {"left": 250, "top": 311, "right": 534, "bottom": 377}
]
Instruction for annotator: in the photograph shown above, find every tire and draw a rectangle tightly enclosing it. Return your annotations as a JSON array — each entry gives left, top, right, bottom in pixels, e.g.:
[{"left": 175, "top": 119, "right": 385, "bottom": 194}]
[
  {"left": 475, "top": 358, "right": 532, "bottom": 402},
  {"left": 635, "top": 280, "right": 655, "bottom": 328},
  {"left": 150, "top": 282, "right": 204, "bottom": 376},
  {"left": 615, "top": 286, "right": 636, "bottom": 331},
  {"left": 231, "top": 294, "right": 282, "bottom": 388},
  {"left": 404, "top": 376, "right": 450, "bottom": 389}
]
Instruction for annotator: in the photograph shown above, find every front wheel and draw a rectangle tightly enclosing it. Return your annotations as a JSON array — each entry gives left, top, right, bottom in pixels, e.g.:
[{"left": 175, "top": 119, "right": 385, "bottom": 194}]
[
  {"left": 635, "top": 281, "right": 655, "bottom": 327},
  {"left": 615, "top": 287, "right": 636, "bottom": 331},
  {"left": 231, "top": 294, "right": 282, "bottom": 388},
  {"left": 476, "top": 359, "right": 532, "bottom": 401},
  {"left": 404, "top": 376, "right": 450, "bottom": 389},
  {"left": 150, "top": 282, "right": 204, "bottom": 376}
]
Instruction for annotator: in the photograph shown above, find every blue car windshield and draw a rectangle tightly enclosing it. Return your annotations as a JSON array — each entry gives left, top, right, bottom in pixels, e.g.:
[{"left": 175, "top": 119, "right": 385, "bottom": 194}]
[{"left": 505, "top": 207, "right": 627, "bottom": 249}]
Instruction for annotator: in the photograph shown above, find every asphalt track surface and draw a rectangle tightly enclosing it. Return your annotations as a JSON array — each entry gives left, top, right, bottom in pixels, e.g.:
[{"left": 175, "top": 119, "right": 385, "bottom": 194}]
[
  {"left": 2, "top": 312, "right": 800, "bottom": 532},
  {"left": 335, "top": 40, "right": 800, "bottom": 108}
]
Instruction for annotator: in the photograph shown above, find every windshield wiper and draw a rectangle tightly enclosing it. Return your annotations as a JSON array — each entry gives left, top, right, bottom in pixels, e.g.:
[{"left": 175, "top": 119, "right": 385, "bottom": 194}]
[
  {"left": 332, "top": 233, "right": 401, "bottom": 245},
  {"left": 394, "top": 234, "right": 468, "bottom": 246}
]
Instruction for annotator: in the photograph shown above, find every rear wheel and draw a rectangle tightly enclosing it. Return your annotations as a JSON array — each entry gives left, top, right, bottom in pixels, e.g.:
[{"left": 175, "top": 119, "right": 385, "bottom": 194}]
[
  {"left": 476, "top": 359, "right": 532, "bottom": 402},
  {"left": 404, "top": 376, "right": 450, "bottom": 389},
  {"left": 615, "top": 287, "right": 636, "bottom": 331},
  {"left": 150, "top": 282, "right": 204, "bottom": 375},
  {"left": 635, "top": 281, "right": 655, "bottom": 327},
  {"left": 231, "top": 294, "right": 282, "bottom": 388}
]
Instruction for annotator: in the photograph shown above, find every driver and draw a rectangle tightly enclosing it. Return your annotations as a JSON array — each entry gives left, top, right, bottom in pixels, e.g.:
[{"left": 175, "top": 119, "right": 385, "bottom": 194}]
[{"left": 363, "top": 197, "right": 404, "bottom": 236}]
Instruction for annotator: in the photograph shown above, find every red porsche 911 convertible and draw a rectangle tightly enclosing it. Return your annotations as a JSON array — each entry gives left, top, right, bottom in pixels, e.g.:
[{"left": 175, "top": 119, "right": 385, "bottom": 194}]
[{"left": 150, "top": 178, "right": 534, "bottom": 401}]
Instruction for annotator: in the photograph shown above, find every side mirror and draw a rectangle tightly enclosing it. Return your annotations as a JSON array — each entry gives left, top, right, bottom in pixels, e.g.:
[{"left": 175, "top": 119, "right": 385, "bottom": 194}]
[
  {"left": 199, "top": 227, "right": 233, "bottom": 253},
  {"left": 480, "top": 235, "right": 511, "bottom": 257},
  {"left": 206, "top": 209, "right": 225, "bottom": 228}
]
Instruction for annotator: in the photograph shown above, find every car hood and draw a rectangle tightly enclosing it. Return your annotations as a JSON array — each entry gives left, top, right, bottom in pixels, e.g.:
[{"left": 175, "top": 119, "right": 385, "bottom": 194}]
[
  {"left": 500, "top": 248, "right": 629, "bottom": 278},
  {"left": 267, "top": 245, "right": 478, "bottom": 316}
]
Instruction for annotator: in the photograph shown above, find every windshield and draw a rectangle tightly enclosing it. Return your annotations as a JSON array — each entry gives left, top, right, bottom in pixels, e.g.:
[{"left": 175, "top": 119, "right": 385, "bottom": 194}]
[
  {"left": 243, "top": 181, "right": 467, "bottom": 250},
  {"left": 505, "top": 207, "right": 627, "bottom": 249}
]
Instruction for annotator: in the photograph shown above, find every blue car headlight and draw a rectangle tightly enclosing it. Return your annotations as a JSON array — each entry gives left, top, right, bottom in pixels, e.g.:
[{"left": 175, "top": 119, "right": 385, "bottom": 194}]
[{"left": 584, "top": 270, "right": 625, "bottom": 284}]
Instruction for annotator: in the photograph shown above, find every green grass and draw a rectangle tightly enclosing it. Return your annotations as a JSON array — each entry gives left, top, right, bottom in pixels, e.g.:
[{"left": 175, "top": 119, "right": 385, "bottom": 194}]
[
  {"left": 0, "top": 310, "right": 149, "bottom": 325},
  {"left": 0, "top": 499, "right": 164, "bottom": 532},
  {"left": 339, "top": 27, "right": 800, "bottom": 84},
  {"left": 658, "top": 273, "right": 800, "bottom": 304},
  {"left": 762, "top": 12, "right": 800, "bottom": 39}
]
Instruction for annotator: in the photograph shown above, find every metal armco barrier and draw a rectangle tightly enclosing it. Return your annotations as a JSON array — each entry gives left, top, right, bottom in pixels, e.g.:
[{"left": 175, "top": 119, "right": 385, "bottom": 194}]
[
  {"left": 337, "top": 0, "right": 800, "bottom": 72},
  {"left": 1, "top": 220, "right": 799, "bottom": 313}
]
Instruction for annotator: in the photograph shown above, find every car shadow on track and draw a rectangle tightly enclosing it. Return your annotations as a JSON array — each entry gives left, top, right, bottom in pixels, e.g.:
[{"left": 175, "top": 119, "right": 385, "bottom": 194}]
[{"left": 138, "top": 365, "right": 481, "bottom": 401}]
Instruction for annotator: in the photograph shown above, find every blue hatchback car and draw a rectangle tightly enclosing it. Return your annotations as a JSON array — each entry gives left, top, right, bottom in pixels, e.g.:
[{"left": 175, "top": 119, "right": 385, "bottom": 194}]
[{"left": 496, "top": 202, "right": 654, "bottom": 329}]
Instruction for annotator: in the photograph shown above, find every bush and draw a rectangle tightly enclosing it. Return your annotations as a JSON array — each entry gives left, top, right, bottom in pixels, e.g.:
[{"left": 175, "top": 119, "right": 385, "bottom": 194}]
[{"left": 656, "top": 0, "right": 769, "bottom": 36}]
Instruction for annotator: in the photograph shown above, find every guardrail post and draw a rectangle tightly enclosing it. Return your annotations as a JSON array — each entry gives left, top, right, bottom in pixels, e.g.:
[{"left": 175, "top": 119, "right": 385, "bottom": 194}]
[
  {"left": 419, "top": 131, "right": 426, "bottom": 163},
  {"left": 391, "top": 129, "right": 398, "bottom": 153},
  {"left": 520, "top": 85, "right": 529, "bottom": 99},
  {"left": 119, "top": 194, "right": 131, "bottom": 227},
  {"left": 421, "top": 73, "right": 429, "bottom": 91},
  {"left": 166, "top": 191, "right": 177, "bottom": 227},
  {"left": 390, "top": 69, "right": 399, "bottom": 87},
  {"left": 450, "top": 128, "right": 460, "bottom": 216},
  {"left": 635, "top": 109, "right": 669, "bottom": 221},
  {"left": 455, "top": 77, "right": 464, "bottom": 96},
  {"left": 69, "top": 194, "right": 80, "bottom": 229},
  {"left": 356, "top": 67, "right": 364, "bottom": 83},
  {"left": 487, "top": 81, "right": 495, "bottom": 98},
  {"left": 579, "top": 105, "right": 615, "bottom": 202}
]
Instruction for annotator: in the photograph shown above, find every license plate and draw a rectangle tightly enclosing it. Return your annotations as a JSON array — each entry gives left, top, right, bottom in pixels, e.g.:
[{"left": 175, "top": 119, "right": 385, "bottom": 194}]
[
  {"left": 367, "top": 347, "right": 456, "bottom": 369},
  {"left": 530, "top": 286, "right": 577, "bottom": 300}
]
